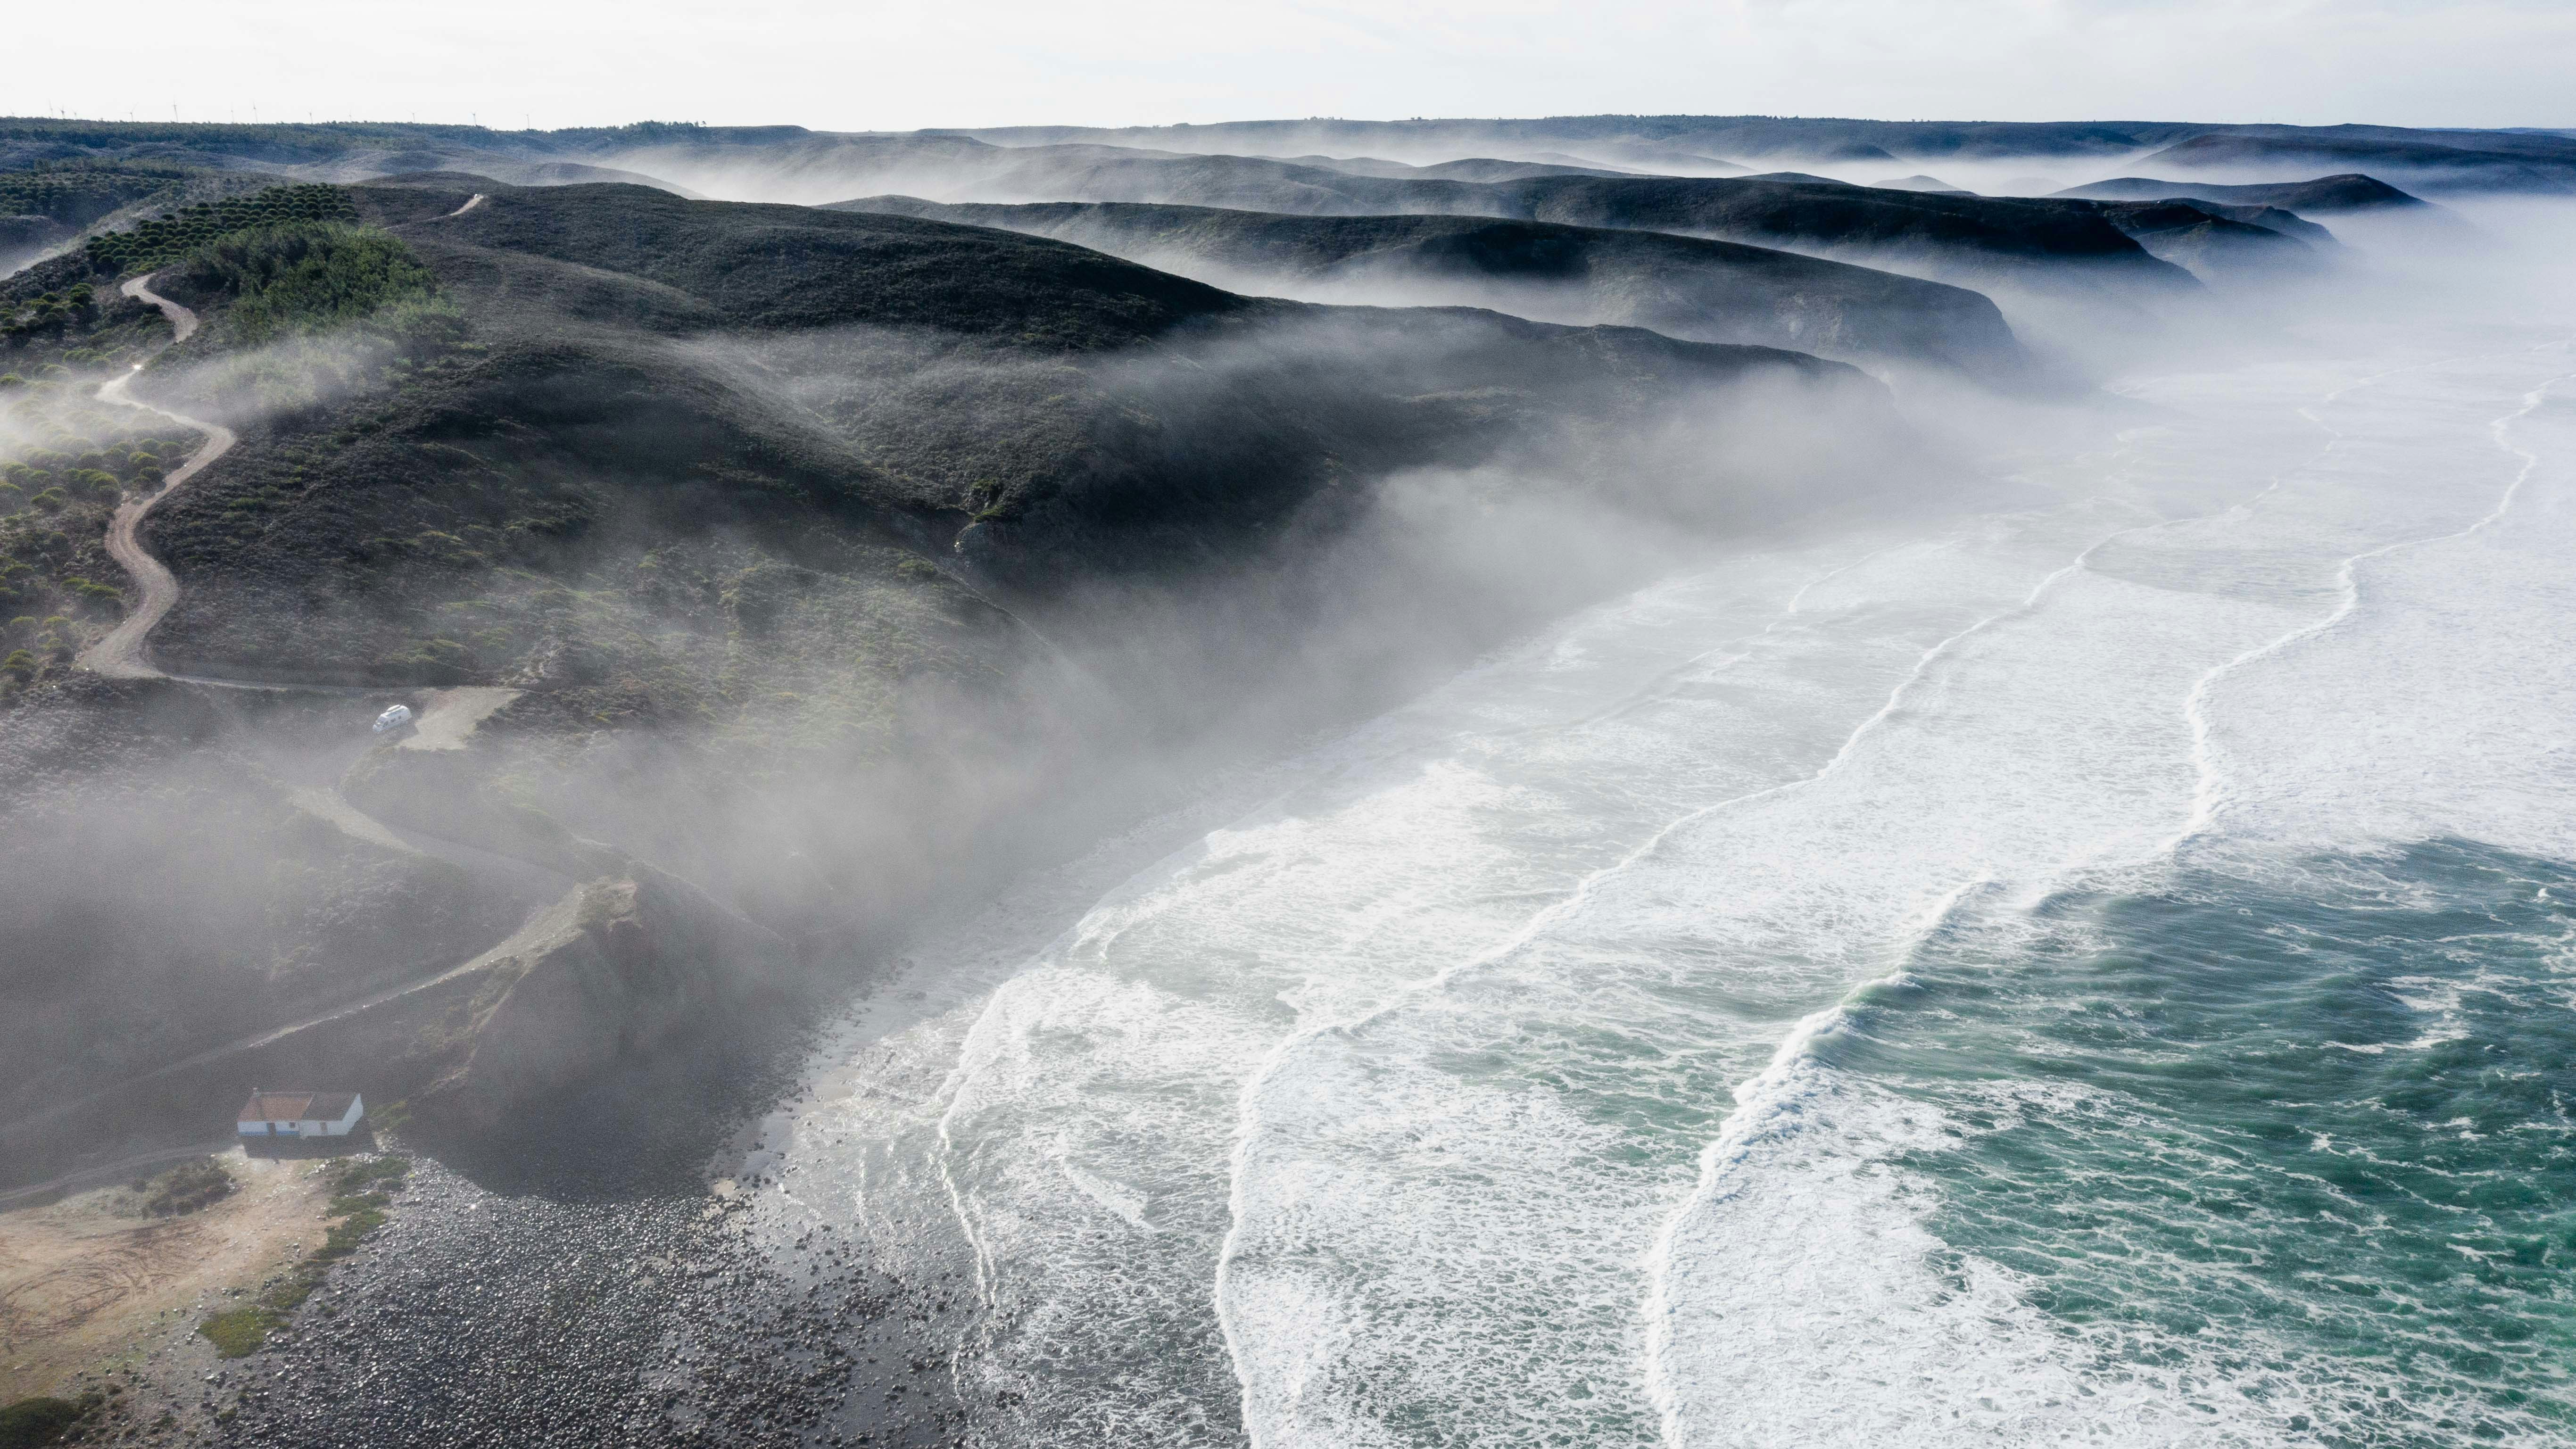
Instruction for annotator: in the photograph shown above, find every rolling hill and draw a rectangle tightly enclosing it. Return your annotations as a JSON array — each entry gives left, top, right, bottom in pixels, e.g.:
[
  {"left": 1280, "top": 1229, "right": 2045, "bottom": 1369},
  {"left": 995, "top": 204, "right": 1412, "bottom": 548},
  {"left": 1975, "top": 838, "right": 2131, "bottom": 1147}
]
[
  {"left": 2052, "top": 173, "right": 2428, "bottom": 214},
  {"left": 832, "top": 196, "right": 2038, "bottom": 381},
  {"left": 1, "top": 174, "right": 1903, "bottom": 1169}
]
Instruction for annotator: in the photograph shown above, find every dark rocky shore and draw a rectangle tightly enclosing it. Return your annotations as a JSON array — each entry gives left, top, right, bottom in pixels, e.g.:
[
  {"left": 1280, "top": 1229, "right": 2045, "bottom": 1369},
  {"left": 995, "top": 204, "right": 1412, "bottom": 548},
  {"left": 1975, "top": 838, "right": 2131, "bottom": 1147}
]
[{"left": 210, "top": 1155, "right": 968, "bottom": 1448}]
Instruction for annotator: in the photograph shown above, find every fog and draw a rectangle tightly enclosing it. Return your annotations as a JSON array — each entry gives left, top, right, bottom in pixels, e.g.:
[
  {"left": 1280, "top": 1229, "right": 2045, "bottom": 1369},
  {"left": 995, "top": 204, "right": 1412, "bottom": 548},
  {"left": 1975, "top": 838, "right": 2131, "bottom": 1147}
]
[
  {"left": 5, "top": 124, "right": 2575, "bottom": 1442},
  {"left": 729, "top": 192, "right": 2576, "bottom": 1448},
  {"left": 14, "top": 188, "right": 2567, "bottom": 1182},
  {"left": 0, "top": 265, "right": 1931, "bottom": 1188}
]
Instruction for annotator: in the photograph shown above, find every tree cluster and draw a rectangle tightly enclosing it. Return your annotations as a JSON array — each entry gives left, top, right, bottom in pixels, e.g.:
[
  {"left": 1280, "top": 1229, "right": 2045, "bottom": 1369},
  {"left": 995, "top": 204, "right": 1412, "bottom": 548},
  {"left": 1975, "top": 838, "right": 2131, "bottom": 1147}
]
[{"left": 82, "top": 183, "right": 356, "bottom": 280}]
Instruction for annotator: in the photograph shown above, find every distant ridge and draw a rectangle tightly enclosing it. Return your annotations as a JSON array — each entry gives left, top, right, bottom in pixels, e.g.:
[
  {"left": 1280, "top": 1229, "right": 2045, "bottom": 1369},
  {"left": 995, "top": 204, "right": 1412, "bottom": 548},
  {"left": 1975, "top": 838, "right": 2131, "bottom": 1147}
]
[
  {"left": 835, "top": 196, "right": 2041, "bottom": 382},
  {"left": 2052, "top": 173, "right": 2427, "bottom": 214}
]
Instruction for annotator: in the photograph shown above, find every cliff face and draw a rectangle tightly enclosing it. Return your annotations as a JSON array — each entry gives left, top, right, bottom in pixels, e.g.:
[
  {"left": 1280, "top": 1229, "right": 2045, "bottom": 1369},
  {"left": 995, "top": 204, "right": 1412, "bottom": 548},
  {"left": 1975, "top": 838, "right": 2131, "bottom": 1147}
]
[{"left": 407, "top": 868, "right": 792, "bottom": 1140}]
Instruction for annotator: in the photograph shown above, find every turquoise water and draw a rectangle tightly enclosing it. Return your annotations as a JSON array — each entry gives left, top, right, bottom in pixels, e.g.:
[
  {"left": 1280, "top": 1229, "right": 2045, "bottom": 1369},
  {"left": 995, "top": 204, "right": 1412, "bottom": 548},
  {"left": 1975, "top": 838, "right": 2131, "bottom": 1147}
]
[{"left": 1836, "top": 844, "right": 2576, "bottom": 1445}]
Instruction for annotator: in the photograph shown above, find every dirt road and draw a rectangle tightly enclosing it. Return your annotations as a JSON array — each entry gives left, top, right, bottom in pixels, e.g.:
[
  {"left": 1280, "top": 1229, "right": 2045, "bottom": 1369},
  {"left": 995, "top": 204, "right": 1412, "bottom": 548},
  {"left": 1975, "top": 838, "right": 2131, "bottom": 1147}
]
[
  {"left": 27, "top": 276, "right": 574, "bottom": 1165},
  {"left": 75, "top": 276, "right": 236, "bottom": 679}
]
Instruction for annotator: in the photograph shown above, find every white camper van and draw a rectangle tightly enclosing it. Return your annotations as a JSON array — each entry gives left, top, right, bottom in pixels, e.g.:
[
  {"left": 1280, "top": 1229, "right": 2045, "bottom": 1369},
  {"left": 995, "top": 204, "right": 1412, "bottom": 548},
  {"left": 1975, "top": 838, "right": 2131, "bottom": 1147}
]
[{"left": 373, "top": 704, "right": 414, "bottom": 734}]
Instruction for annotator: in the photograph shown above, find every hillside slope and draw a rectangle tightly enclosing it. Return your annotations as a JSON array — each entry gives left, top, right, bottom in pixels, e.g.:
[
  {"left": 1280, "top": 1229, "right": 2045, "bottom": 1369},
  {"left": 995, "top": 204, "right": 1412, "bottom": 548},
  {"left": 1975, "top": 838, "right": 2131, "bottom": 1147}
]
[
  {"left": 132, "top": 178, "right": 1876, "bottom": 682},
  {"left": 3, "top": 173, "right": 1907, "bottom": 1176},
  {"left": 2053, "top": 173, "right": 2427, "bottom": 214},
  {"left": 811, "top": 151, "right": 2199, "bottom": 299},
  {"left": 833, "top": 197, "right": 2037, "bottom": 381},
  {"left": 2134, "top": 133, "right": 2576, "bottom": 196}
]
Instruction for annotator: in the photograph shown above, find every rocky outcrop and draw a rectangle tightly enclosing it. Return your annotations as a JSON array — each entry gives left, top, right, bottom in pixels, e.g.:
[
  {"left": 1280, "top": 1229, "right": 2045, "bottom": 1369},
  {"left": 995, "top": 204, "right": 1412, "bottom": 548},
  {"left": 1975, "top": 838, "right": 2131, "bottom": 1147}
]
[{"left": 405, "top": 865, "right": 793, "bottom": 1137}]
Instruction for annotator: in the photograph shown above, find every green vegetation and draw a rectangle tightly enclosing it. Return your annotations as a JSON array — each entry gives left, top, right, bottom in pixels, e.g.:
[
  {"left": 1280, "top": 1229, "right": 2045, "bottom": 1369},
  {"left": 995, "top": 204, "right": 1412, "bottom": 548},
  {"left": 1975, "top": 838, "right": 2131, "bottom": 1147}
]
[
  {"left": 0, "top": 376, "right": 185, "bottom": 702},
  {"left": 0, "top": 284, "right": 98, "bottom": 344},
  {"left": 200, "top": 1156, "right": 412, "bottom": 1348},
  {"left": 139, "top": 1157, "right": 234, "bottom": 1216},
  {"left": 326, "top": 1153, "right": 410, "bottom": 1193},
  {"left": 82, "top": 184, "right": 356, "bottom": 280},
  {"left": 0, "top": 161, "right": 192, "bottom": 228},
  {"left": 197, "top": 1304, "right": 284, "bottom": 1358},
  {"left": 176, "top": 221, "right": 447, "bottom": 346},
  {"left": 0, "top": 1394, "right": 90, "bottom": 1449},
  {"left": 314, "top": 1153, "right": 409, "bottom": 1255},
  {"left": 450, "top": 182, "right": 1240, "bottom": 347}
]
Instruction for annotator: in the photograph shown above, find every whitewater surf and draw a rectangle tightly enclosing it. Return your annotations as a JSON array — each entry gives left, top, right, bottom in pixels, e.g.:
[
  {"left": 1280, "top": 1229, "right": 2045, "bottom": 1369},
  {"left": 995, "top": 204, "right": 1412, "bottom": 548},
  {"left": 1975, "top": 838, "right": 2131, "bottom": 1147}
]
[{"left": 741, "top": 213, "right": 2576, "bottom": 1449}]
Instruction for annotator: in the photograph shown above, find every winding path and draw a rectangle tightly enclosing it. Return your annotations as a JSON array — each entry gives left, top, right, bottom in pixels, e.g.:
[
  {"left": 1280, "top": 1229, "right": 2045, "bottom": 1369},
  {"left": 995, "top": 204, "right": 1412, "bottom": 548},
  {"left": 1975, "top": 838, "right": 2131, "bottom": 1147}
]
[
  {"left": 1, "top": 278, "right": 584, "bottom": 1192},
  {"left": 75, "top": 275, "right": 236, "bottom": 679}
]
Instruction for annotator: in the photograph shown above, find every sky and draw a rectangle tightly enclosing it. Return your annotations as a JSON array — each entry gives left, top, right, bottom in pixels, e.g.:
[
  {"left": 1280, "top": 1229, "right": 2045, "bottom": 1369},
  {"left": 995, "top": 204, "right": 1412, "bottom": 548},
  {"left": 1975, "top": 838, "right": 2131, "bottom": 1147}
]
[{"left": 10, "top": 0, "right": 2573, "bottom": 133}]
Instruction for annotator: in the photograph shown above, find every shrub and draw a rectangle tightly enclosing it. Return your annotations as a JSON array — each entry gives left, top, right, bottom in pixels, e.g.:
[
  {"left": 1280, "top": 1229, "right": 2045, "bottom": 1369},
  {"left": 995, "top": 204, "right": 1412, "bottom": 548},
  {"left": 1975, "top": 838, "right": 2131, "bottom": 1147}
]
[
  {"left": 0, "top": 1397, "right": 82, "bottom": 1449},
  {"left": 197, "top": 1305, "right": 282, "bottom": 1358},
  {"left": 141, "top": 1158, "right": 233, "bottom": 1216},
  {"left": 313, "top": 1205, "right": 386, "bottom": 1259},
  {"left": 180, "top": 223, "right": 445, "bottom": 346},
  {"left": 83, "top": 183, "right": 355, "bottom": 279},
  {"left": 258, "top": 1266, "right": 324, "bottom": 1313}
]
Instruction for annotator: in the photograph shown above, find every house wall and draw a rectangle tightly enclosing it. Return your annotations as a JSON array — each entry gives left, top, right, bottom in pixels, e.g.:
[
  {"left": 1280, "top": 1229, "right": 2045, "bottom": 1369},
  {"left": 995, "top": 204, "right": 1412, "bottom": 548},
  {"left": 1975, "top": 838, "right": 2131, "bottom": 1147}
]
[{"left": 237, "top": 1098, "right": 363, "bottom": 1137}]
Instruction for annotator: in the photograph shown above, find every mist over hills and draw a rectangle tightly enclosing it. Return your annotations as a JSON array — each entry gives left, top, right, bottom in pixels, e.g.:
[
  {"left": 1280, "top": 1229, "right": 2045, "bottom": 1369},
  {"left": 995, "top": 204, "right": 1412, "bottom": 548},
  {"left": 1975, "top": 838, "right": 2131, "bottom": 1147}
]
[
  {"left": 2131, "top": 129, "right": 2576, "bottom": 195},
  {"left": 891, "top": 156, "right": 2195, "bottom": 293},
  {"left": 2050, "top": 173, "right": 2429, "bottom": 214},
  {"left": 2, "top": 163, "right": 1890, "bottom": 1189},
  {"left": 832, "top": 196, "right": 2036, "bottom": 380},
  {"left": 6, "top": 97, "right": 2570, "bottom": 1444},
  {"left": 0, "top": 103, "right": 2552, "bottom": 1209},
  {"left": 937, "top": 116, "right": 2576, "bottom": 194}
]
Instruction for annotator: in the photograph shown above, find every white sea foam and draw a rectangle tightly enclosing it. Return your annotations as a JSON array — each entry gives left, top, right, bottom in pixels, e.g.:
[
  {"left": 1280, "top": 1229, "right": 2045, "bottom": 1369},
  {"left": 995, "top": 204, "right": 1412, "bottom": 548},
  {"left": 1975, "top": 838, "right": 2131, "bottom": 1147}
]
[
  {"left": 760, "top": 249, "right": 2576, "bottom": 1447},
  {"left": 1646, "top": 1043, "right": 2333, "bottom": 1447}
]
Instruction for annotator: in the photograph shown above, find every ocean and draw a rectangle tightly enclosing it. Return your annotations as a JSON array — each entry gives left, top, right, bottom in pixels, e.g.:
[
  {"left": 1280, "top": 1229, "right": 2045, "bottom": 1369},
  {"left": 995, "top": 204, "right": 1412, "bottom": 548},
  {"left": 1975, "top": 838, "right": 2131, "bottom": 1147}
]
[{"left": 749, "top": 220, "right": 2576, "bottom": 1447}]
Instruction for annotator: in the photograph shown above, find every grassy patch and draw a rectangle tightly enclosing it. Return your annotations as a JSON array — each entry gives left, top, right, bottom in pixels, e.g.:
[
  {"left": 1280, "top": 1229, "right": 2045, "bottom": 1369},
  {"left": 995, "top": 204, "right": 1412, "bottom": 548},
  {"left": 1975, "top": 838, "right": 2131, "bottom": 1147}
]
[
  {"left": 138, "top": 1157, "right": 234, "bottom": 1217},
  {"left": 196, "top": 1305, "right": 283, "bottom": 1358},
  {"left": 313, "top": 1205, "right": 387, "bottom": 1261},
  {"left": 309, "top": 1156, "right": 407, "bottom": 1261},
  {"left": 0, "top": 1396, "right": 82, "bottom": 1449},
  {"left": 191, "top": 1155, "right": 411, "bottom": 1355},
  {"left": 326, "top": 1154, "right": 410, "bottom": 1194},
  {"left": 258, "top": 1267, "right": 323, "bottom": 1314}
]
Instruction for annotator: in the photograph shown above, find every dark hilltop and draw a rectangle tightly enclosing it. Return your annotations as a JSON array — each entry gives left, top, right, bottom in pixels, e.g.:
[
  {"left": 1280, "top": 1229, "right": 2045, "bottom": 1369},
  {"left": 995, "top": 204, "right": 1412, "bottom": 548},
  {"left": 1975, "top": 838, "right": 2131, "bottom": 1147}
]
[
  {"left": 831, "top": 196, "right": 2040, "bottom": 381},
  {"left": 2051, "top": 172, "right": 2430, "bottom": 214}
]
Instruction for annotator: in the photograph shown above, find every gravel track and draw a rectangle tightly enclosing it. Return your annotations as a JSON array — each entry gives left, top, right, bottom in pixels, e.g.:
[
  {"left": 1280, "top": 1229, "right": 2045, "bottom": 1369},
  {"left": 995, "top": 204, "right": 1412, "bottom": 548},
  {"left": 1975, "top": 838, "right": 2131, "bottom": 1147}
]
[{"left": 75, "top": 276, "right": 237, "bottom": 680}]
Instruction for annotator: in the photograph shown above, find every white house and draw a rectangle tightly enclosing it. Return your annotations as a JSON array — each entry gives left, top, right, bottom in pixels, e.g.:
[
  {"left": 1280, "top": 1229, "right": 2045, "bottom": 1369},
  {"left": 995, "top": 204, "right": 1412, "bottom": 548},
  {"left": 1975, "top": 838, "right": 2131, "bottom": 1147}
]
[{"left": 237, "top": 1089, "right": 364, "bottom": 1137}]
